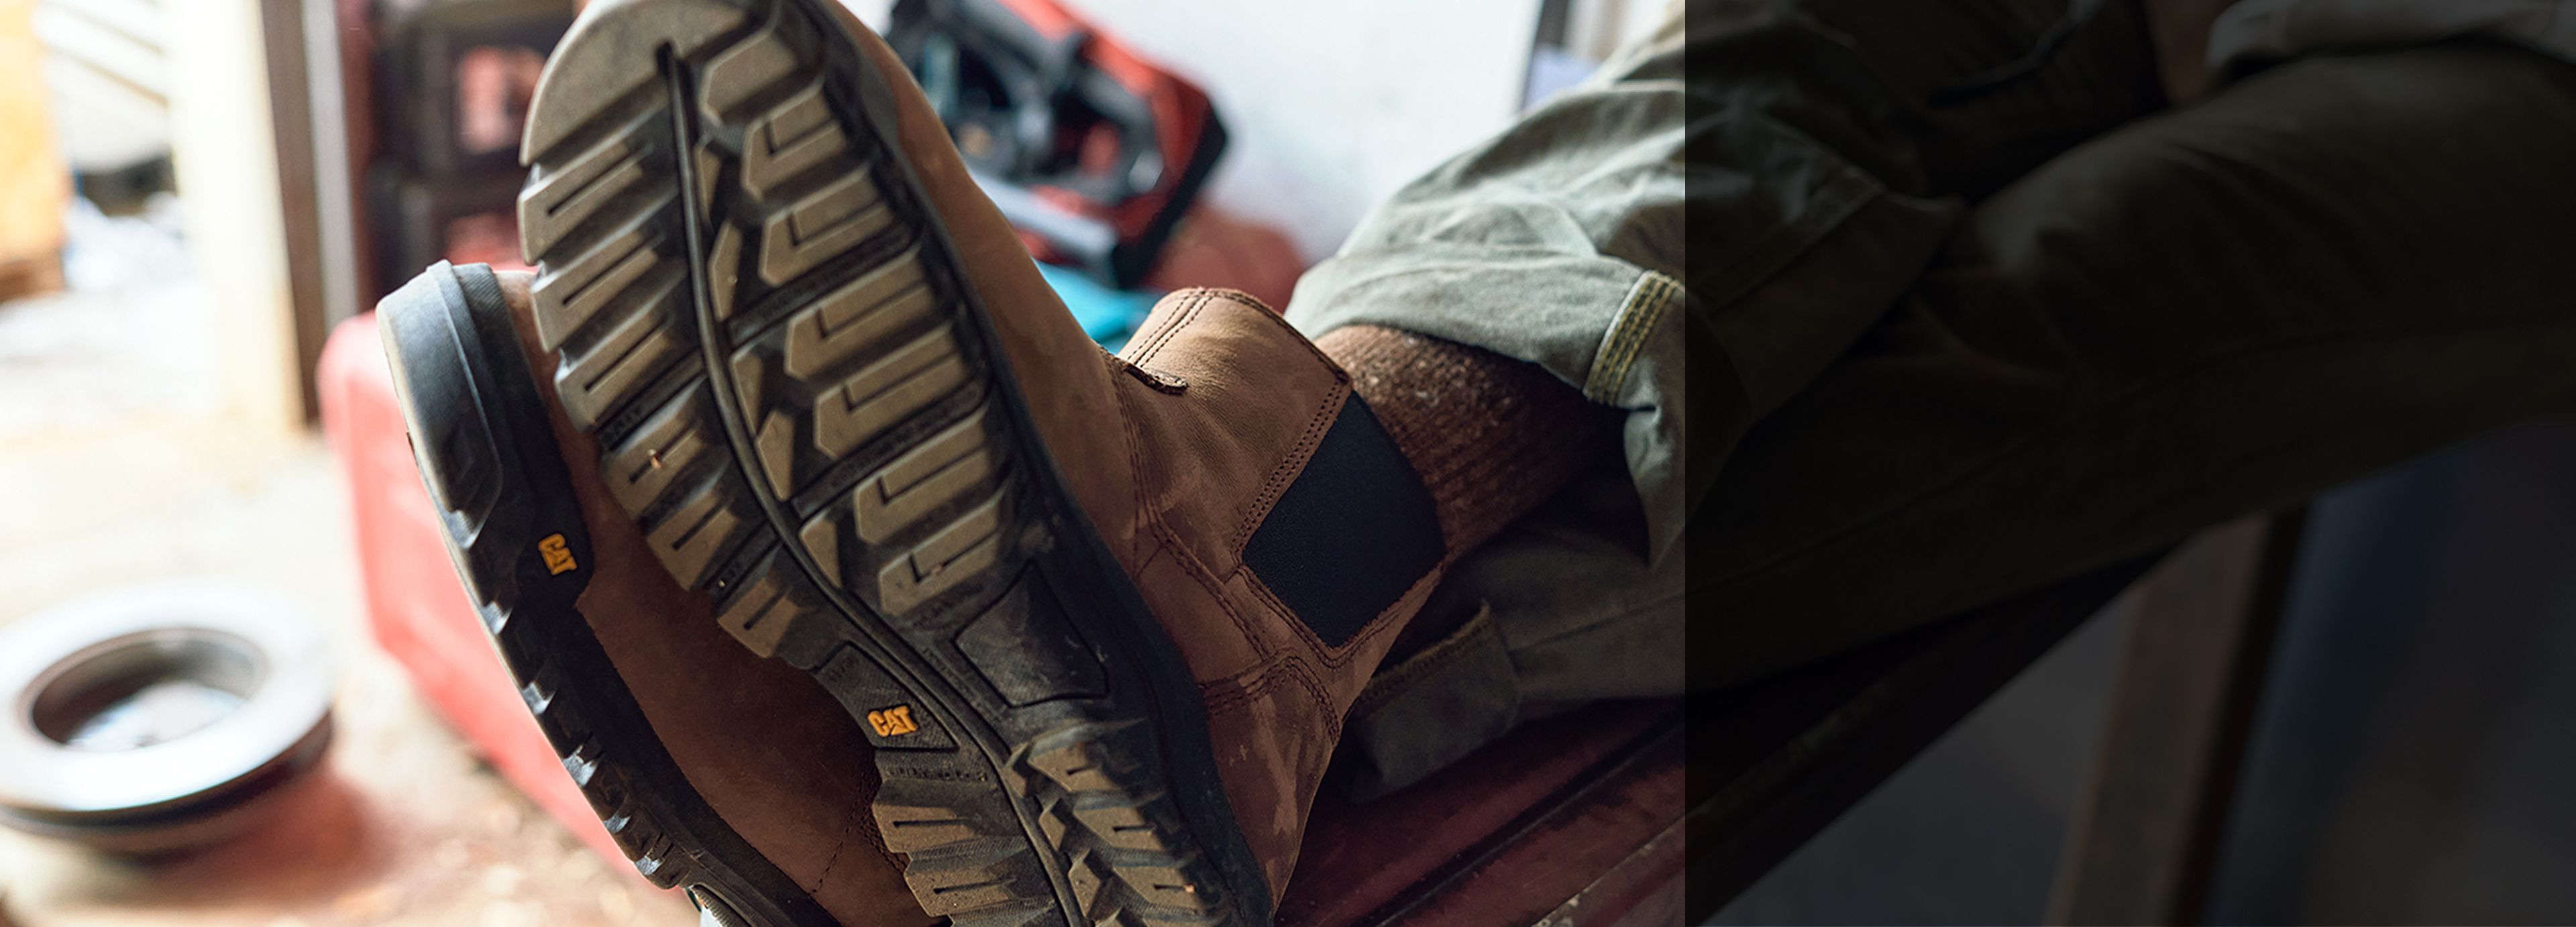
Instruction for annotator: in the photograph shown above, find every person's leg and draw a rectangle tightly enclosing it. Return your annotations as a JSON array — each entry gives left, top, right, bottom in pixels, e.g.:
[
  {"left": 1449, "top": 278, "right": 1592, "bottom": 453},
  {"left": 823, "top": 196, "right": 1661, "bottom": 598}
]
[
  {"left": 1313, "top": 0, "right": 2171, "bottom": 796},
  {"left": 1695, "top": 40, "right": 2576, "bottom": 684},
  {"left": 1295, "top": 0, "right": 2171, "bottom": 485}
]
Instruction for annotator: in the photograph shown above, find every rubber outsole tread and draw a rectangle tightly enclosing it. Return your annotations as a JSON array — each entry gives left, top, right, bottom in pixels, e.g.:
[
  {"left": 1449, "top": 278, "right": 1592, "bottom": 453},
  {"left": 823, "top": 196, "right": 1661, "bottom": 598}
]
[{"left": 516, "top": 1, "right": 1270, "bottom": 924}]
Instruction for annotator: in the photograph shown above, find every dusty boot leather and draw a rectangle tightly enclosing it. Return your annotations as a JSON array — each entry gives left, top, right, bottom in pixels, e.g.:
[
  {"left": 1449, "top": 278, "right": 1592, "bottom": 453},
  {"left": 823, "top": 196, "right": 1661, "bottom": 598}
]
[
  {"left": 381, "top": 263, "right": 936, "bottom": 927},
  {"left": 1101, "top": 290, "right": 1448, "bottom": 899},
  {"left": 471, "top": 0, "right": 1448, "bottom": 922}
]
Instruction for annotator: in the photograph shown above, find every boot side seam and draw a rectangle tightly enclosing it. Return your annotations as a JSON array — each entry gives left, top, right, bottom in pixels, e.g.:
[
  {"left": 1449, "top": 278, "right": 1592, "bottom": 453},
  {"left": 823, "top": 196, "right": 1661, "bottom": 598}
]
[
  {"left": 1346, "top": 602, "right": 1499, "bottom": 719},
  {"left": 1115, "top": 327, "right": 1278, "bottom": 667},
  {"left": 1146, "top": 508, "right": 1276, "bottom": 664},
  {"left": 1198, "top": 655, "right": 1344, "bottom": 748},
  {"left": 1124, "top": 289, "right": 1216, "bottom": 367},
  {"left": 1237, "top": 565, "right": 1443, "bottom": 671},
  {"left": 1197, "top": 659, "right": 1289, "bottom": 716},
  {"left": 1110, "top": 366, "right": 1159, "bottom": 568},
  {"left": 1197, "top": 286, "right": 1347, "bottom": 374},
  {"left": 1230, "top": 384, "right": 1351, "bottom": 553}
]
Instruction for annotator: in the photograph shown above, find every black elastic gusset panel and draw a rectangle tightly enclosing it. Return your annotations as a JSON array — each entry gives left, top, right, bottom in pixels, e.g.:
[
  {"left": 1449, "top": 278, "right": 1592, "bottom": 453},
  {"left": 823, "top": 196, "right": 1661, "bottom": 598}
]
[{"left": 1241, "top": 395, "right": 1444, "bottom": 648}]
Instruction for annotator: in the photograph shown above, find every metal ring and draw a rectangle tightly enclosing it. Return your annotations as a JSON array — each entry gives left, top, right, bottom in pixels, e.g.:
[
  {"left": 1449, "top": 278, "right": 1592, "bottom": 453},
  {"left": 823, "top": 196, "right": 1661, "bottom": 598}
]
[{"left": 0, "top": 581, "right": 335, "bottom": 853}]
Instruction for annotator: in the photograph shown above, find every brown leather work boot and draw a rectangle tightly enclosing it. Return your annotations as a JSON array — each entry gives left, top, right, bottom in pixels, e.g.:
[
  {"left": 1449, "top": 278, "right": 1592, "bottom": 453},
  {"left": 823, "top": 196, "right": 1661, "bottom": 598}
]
[
  {"left": 397, "top": 0, "right": 1453, "bottom": 923},
  {"left": 382, "top": 264, "right": 937, "bottom": 927}
]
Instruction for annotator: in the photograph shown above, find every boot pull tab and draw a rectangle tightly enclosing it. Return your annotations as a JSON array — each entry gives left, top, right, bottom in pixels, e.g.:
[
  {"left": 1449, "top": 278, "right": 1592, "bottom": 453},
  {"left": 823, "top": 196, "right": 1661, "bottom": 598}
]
[{"left": 1108, "top": 354, "right": 1189, "bottom": 394}]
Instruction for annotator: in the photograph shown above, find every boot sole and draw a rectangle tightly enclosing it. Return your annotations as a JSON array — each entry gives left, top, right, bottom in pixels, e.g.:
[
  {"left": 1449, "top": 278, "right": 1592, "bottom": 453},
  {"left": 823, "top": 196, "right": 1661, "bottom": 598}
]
[
  {"left": 380, "top": 262, "right": 834, "bottom": 927},
  {"left": 511, "top": 1, "right": 1267, "bottom": 924}
]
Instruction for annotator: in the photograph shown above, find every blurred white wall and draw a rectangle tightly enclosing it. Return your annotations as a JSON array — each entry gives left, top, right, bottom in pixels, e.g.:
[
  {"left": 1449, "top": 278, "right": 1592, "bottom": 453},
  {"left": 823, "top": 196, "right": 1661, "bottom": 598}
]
[
  {"left": 842, "top": 0, "right": 1546, "bottom": 262},
  {"left": 166, "top": 0, "right": 300, "bottom": 434}
]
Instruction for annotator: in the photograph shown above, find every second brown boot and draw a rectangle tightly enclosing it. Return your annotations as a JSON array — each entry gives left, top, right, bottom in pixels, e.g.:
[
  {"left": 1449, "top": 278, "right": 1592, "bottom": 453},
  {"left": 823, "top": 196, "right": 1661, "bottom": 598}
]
[{"left": 380, "top": 263, "right": 936, "bottom": 926}]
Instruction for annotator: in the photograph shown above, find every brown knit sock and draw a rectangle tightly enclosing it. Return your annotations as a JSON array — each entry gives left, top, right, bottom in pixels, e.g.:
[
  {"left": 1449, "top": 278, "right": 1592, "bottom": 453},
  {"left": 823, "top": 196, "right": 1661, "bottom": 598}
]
[{"left": 1315, "top": 324, "right": 1610, "bottom": 652}]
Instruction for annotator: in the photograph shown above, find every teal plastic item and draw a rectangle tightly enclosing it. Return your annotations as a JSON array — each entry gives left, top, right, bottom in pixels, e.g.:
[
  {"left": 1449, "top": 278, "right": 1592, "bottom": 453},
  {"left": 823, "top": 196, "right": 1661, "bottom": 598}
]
[{"left": 1038, "top": 260, "right": 1162, "bottom": 351}]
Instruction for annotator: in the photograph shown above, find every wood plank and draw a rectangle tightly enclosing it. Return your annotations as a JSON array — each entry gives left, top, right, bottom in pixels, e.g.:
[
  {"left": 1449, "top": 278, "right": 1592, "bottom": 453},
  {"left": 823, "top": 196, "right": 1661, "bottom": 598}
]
[
  {"left": 1364, "top": 716, "right": 1686, "bottom": 926},
  {"left": 1281, "top": 701, "right": 1680, "bottom": 926}
]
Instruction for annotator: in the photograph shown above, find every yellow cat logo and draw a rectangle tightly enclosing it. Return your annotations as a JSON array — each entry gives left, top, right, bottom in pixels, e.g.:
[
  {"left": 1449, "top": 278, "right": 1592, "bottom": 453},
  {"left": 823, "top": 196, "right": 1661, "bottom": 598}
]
[
  {"left": 869, "top": 705, "right": 919, "bottom": 738},
  {"left": 538, "top": 533, "right": 577, "bottom": 575}
]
